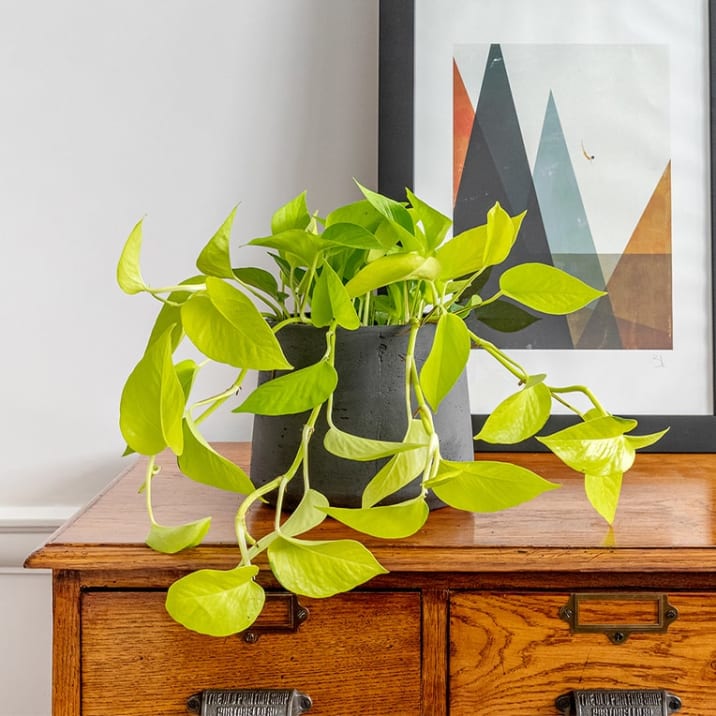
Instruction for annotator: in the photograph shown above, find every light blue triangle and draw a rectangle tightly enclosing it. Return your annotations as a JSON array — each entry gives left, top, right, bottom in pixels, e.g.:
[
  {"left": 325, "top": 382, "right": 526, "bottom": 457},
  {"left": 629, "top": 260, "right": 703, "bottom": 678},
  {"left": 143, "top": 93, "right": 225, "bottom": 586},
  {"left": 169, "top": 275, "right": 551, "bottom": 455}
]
[{"left": 533, "top": 92, "right": 602, "bottom": 280}]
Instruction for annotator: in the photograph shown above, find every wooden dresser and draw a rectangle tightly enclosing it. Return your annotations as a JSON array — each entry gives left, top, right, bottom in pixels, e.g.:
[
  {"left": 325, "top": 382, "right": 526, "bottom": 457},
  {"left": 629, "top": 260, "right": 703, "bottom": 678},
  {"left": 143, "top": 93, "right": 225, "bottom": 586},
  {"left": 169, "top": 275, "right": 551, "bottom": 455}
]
[{"left": 26, "top": 445, "right": 716, "bottom": 715}]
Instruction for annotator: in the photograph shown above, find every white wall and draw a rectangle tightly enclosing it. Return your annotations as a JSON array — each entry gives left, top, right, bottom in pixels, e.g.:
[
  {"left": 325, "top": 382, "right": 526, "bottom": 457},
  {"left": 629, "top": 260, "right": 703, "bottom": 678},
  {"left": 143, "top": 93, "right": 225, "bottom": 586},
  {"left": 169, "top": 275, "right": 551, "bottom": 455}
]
[{"left": 0, "top": 2, "right": 378, "bottom": 713}]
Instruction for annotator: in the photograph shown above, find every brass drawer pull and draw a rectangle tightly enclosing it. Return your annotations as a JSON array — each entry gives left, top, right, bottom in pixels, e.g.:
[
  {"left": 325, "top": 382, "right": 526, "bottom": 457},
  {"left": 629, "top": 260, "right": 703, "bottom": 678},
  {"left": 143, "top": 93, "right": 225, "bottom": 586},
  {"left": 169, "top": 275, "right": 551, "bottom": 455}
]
[
  {"left": 559, "top": 593, "right": 678, "bottom": 644},
  {"left": 555, "top": 689, "right": 681, "bottom": 715},
  {"left": 187, "top": 688, "right": 312, "bottom": 715}
]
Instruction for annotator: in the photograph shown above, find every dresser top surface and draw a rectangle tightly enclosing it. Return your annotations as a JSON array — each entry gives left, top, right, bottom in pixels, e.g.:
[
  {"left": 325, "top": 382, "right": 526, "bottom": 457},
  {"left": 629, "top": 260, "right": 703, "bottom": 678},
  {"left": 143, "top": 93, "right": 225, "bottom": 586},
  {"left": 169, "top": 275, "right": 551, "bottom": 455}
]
[{"left": 26, "top": 444, "right": 716, "bottom": 573}]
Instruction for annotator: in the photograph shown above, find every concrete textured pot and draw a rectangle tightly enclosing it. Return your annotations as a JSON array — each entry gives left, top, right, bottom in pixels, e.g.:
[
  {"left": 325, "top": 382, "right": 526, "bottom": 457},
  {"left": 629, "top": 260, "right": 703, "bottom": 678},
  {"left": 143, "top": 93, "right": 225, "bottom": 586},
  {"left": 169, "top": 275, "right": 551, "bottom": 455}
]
[{"left": 250, "top": 323, "right": 474, "bottom": 509}]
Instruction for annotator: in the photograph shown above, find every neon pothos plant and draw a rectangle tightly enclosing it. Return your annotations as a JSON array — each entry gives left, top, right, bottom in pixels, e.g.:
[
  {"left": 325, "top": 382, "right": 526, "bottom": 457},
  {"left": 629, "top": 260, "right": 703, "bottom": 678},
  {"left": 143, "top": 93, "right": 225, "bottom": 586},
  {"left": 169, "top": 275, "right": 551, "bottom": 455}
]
[{"left": 117, "top": 181, "right": 666, "bottom": 636}]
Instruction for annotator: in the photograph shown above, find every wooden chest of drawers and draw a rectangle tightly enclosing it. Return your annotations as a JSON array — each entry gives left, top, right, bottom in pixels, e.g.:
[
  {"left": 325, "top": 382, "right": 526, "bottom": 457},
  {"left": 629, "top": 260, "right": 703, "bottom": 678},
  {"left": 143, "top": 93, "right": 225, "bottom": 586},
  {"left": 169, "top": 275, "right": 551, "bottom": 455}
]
[{"left": 26, "top": 446, "right": 716, "bottom": 715}]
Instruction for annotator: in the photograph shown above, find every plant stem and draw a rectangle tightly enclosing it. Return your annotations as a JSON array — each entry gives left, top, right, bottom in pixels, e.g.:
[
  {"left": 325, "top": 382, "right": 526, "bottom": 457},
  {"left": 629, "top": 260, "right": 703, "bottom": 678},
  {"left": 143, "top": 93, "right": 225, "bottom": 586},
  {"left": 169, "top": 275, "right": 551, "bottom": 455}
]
[
  {"left": 468, "top": 330, "right": 528, "bottom": 383},
  {"left": 144, "top": 455, "right": 158, "bottom": 526},
  {"left": 192, "top": 369, "right": 248, "bottom": 425}
]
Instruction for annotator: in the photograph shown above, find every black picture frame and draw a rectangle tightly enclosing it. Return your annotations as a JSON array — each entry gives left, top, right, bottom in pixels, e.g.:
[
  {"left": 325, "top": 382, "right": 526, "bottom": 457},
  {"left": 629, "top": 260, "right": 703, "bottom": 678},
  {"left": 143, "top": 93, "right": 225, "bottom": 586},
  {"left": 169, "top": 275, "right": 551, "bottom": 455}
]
[{"left": 378, "top": 0, "right": 716, "bottom": 452}]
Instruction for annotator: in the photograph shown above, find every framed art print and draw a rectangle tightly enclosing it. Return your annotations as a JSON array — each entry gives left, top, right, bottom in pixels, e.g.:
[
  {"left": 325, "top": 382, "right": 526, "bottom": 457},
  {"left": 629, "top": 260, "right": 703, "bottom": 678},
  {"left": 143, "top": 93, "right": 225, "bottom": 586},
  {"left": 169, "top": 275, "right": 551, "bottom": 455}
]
[{"left": 379, "top": 0, "right": 716, "bottom": 450}]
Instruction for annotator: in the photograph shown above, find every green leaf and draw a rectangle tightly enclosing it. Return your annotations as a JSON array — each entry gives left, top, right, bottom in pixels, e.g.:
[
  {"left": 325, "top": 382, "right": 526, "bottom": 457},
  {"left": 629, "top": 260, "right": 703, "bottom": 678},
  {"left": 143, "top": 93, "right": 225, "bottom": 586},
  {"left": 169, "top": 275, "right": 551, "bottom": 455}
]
[
  {"left": 271, "top": 191, "right": 311, "bottom": 234},
  {"left": 233, "top": 266, "right": 281, "bottom": 300},
  {"left": 321, "top": 222, "right": 384, "bottom": 250},
  {"left": 484, "top": 202, "right": 525, "bottom": 267},
  {"left": 146, "top": 517, "right": 212, "bottom": 554},
  {"left": 311, "top": 262, "right": 361, "bottom": 329},
  {"left": 281, "top": 489, "right": 330, "bottom": 537},
  {"left": 345, "top": 253, "right": 441, "bottom": 298},
  {"left": 175, "top": 359, "right": 199, "bottom": 402},
  {"left": 355, "top": 181, "right": 417, "bottom": 247},
  {"left": 324, "top": 426, "right": 423, "bottom": 461},
  {"left": 428, "top": 459, "right": 559, "bottom": 512},
  {"left": 475, "top": 382, "right": 552, "bottom": 444},
  {"left": 419, "top": 313, "right": 471, "bottom": 411},
  {"left": 324, "top": 199, "right": 383, "bottom": 232},
  {"left": 471, "top": 299, "right": 539, "bottom": 333},
  {"left": 584, "top": 471, "right": 623, "bottom": 525},
  {"left": 362, "top": 420, "right": 431, "bottom": 507},
  {"left": 177, "top": 418, "right": 255, "bottom": 493},
  {"left": 165, "top": 565, "right": 265, "bottom": 636},
  {"left": 249, "top": 230, "right": 326, "bottom": 267},
  {"left": 119, "top": 326, "right": 185, "bottom": 455},
  {"left": 146, "top": 276, "right": 205, "bottom": 351},
  {"left": 181, "top": 278, "right": 291, "bottom": 369},
  {"left": 268, "top": 536, "right": 387, "bottom": 598},
  {"left": 500, "top": 263, "right": 606, "bottom": 315},
  {"left": 234, "top": 360, "right": 338, "bottom": 415},
  {"left": 406, "top": 189, "right": 451, "bottom": 251},
  {"left": 196, "top": 207, "right": 237, "bottom": 278},
  {"left": 117, "top": 218, "right": 147, "bottom": 294},
  {"left": 321, "top": 496, "right": 429, "bottom": 539},
  {"left": 625, "top": 428, "right": 669, "bottom": 451},
  {"left": 537, "top": 415, "right": 639, "bottom": 476}
]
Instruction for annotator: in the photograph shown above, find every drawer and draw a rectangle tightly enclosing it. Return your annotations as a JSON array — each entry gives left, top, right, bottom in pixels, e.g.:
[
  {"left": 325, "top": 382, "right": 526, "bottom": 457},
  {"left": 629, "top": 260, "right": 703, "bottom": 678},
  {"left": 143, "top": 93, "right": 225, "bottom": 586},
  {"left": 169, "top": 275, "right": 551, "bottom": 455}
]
[
  {"left": 450, "top": 592, "right": 716, "bottom": 714},
  {"left": 80, "top": 589, "right": 422, "bottom": 715}
]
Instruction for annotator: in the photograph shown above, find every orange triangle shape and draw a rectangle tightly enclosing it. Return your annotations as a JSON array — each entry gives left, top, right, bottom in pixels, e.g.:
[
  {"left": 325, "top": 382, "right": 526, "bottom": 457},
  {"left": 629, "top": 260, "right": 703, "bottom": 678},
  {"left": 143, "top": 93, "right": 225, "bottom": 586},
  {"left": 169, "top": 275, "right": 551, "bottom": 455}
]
[
  {"left": 454, "top": 59, "right": 475, "bottom": 206},
  {"left": 624, "top": 161, "right": 671, "bottom": 255}
]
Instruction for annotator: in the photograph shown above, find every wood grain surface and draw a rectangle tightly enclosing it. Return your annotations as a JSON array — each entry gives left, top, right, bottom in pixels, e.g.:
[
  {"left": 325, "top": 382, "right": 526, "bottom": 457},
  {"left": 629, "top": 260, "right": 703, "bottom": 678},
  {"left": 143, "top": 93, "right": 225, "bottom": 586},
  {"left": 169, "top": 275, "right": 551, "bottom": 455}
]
[{"left": 449, "top": 592, "right": 716, "bottom": 714}]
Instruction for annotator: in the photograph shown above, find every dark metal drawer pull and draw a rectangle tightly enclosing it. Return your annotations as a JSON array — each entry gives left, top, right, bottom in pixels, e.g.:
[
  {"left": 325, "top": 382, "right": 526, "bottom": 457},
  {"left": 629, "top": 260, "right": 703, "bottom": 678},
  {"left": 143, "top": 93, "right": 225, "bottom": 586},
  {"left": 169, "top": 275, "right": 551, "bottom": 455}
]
[
  {"left": 559, "top": 592, "right": 678, "bottom": 644},
  {"left": 555, "top": 689, "right": 681, "bottom": 715},
  {"left": 240, "top": 592, "right": 309, "bottom": 643},
  {"left": 187, "top": 688, "right": 312, "bottom": 715}
]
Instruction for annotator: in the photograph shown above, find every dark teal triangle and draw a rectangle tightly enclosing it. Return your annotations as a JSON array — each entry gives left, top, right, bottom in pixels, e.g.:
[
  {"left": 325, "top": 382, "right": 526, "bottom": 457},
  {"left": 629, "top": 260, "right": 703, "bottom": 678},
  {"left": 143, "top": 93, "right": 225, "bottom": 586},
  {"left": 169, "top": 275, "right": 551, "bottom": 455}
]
[{"left": 456, "top": 45, "right": 573, "bottom": 348}]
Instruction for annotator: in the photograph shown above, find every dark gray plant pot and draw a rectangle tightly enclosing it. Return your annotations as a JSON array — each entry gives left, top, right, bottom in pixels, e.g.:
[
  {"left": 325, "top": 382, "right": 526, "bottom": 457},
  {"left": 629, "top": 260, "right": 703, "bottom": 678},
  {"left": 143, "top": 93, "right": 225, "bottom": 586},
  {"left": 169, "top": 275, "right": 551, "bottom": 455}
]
[{"left": 250, "top": 323, "right": 474, "bottom": 509}]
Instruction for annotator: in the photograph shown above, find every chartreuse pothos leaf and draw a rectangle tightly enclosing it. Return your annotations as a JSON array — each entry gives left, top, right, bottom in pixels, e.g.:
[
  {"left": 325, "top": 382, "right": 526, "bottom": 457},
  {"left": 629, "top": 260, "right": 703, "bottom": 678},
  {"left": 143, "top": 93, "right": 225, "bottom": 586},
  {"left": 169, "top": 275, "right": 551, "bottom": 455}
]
[
  {"left": 268, "top": 536, "right": 388, "bottom": 598},
  {"left": 420, "top": 313, "right": 471, "bottom": 411},
  {"left": 321, "top": 222, "right": 384, "bottom": 250},
  {"left": 271, "top": 191, "right": 311, "bottom": 234},
  {"left": 146, "top": 517, "right": 212, "bottom": 554},
  {"left": 175, "top": 359, "right": 199, "bottom": 402},
  {"left": 146, "top": 276, "right": 206, "bottom": 351},
  {"left": 362, "top": 420, "right": 431, "bottom": 508},
  {"left": 321, "top": 496, "right": 429, "bottom": 539},
  {"left": 427, "top": 460, "right": 559, "bottom": 512},
  {"left": 324, "top": 426, "right": 423, "bottom": 461},
  {"left": 280, "top": 489, "right": 330, "bottom": 537},
  {"left": 436, "top": 203, "right": 525, "bottom": 280},
  {"left": 311, "top": 262, "right": 360, "bottom": 329},
  {"left": 406, "top": 189, "right": 451, "bottom": 251},
  {"left": 500, "top": 263, "right": 605, "bottom": 315},
  {"left": 249, "top": 230, "right": 326, "bottom": 268},
  {"left": 181, "top": 277, "right": 291, "bottom": 369},
  {"left": 475, "top": 378, "right": 551, "bottom": 444},
  {"left": 234, "top": 360, "right": 338, "bottom": 416},
  {"left": 233, "top": 266, "right": 281, "bottom": 300},
  {"left": 345, "top": 253, "right": 441, "bottom": 297},
  {"left": 117, "top": 218, "right": 147, "bottom": 294},
  {"left": 584, "top": 471, "right": 623, "bottom": 525},
  {"left": 119, "top": 326, "right": 185, "bottom": 456},
  {"left": 196, "top": 207, "right": 237, "bottom": 279},
  {"left": 625, "top": 429, "right": 669, "bottom": 451},
  {"left": 536, "top": 415, "right": 640, "bottom": 476},
  {"left": 166, "top": 565, "right": 265, "bottom": 636},
  {"left": 355, "top": 181, "right": 421, "bottom": 252},
  {"left": 177, "top": 418, "right": 254, "bottom": 493}
]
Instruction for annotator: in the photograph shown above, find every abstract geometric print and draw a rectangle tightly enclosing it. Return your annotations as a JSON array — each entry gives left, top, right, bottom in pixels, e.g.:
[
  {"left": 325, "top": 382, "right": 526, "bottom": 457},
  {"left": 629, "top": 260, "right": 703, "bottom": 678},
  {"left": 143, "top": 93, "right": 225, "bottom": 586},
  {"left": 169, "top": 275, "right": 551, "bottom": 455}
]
[{"left": 454, "top": 43, "right": 672, "bottom": 349}]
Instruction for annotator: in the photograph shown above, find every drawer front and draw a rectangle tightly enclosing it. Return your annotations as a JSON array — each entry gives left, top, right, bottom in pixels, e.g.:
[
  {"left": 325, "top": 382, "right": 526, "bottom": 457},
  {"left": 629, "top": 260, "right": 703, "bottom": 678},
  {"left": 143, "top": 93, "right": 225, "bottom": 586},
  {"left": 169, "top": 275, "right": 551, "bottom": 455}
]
[
  {"left": 81, "top": 590, "right": 422, "bottom": 715},
  {"left": 450, "top": 592, "right": 716, "bottom": 714}
]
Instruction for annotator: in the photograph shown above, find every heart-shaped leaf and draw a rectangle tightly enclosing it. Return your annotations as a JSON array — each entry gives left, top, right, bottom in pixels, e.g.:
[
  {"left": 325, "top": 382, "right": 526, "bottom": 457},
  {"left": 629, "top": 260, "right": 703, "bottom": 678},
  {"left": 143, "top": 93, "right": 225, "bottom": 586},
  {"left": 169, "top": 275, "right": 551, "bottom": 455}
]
[
  {"left": 321, "top": 496, "right": 429, "bottom": 539},
  {"left": 268, "top": 536, "right": 387, "bottom": 598},
  {"left": 146, "top": 517, "right": 212, "bottom": 554},
  {"left": 165, "top": 565, "right": 265, "bottom": 636}
]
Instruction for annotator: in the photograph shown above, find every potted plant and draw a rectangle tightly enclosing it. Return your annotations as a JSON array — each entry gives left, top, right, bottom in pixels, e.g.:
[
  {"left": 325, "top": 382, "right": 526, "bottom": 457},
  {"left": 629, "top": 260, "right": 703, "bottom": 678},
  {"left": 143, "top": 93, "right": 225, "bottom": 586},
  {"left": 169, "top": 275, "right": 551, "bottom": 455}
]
[{"left": 117, "top": 181, "right": 666, "bottom": 637}]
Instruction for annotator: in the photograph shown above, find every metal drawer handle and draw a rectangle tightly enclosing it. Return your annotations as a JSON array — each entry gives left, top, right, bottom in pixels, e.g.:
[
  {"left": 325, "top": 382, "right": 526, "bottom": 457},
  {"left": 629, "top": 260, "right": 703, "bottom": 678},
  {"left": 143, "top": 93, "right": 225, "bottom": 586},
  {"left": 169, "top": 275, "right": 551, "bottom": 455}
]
[
  {"left": 559, "top": 592, "right": 678, "bottom": 644},
  {"left": 555, "top": 689, "right": 681, "bottom": 715},
  {"left": 240, "top": 592, "right": 309, "bottom": 643},
  {"left": 188, "top": 688, "right": 312, "bottom": 715}
]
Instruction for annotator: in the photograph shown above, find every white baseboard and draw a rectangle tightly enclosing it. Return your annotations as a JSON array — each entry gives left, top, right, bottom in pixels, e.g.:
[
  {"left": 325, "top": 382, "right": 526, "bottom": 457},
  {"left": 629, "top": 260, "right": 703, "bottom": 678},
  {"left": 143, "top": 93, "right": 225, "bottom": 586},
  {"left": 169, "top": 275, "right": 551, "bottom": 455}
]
[{"left": 0, "top": 505, "right": 79, "bottom": 569}]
